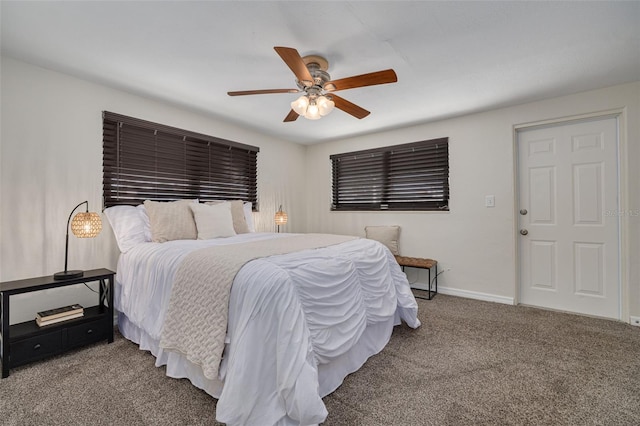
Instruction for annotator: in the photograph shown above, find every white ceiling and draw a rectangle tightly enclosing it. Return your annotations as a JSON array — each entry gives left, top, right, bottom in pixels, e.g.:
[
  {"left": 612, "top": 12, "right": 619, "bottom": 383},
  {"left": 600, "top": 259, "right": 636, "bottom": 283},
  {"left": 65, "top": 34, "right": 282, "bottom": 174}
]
[{"left": 2, "top": 1, "right": 639, "bottom": 145}]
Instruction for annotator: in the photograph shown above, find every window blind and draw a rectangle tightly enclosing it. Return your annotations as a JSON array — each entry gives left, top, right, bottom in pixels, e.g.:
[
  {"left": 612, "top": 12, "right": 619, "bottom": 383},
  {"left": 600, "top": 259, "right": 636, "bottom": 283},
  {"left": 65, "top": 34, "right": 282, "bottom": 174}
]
[
  {"left": 103, "top": 111, "right": 259, "bottom": 209},
  {"left": 331, "top": 138, "right": 449, "bottom": 211}
]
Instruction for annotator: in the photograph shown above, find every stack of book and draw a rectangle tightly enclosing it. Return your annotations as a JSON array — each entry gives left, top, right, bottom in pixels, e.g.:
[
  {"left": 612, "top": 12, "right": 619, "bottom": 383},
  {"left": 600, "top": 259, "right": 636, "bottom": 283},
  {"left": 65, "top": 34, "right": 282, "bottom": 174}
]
[{"left": 36, "top": 304, "right": 84, "bottom": 327}]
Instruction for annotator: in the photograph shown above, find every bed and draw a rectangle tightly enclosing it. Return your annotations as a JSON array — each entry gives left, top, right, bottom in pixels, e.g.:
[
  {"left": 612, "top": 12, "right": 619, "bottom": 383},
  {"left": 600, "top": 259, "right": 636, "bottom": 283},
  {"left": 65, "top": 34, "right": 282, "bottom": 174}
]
[{"left": 106, "top": 203, "right": 420, "bottom": 426}]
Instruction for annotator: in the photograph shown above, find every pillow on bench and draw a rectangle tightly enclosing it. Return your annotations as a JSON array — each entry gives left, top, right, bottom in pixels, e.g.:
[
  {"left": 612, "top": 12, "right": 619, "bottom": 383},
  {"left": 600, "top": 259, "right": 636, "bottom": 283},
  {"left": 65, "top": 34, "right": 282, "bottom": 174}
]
[{"left": 364, "top": 225, "right": 400, "bottom": 255}]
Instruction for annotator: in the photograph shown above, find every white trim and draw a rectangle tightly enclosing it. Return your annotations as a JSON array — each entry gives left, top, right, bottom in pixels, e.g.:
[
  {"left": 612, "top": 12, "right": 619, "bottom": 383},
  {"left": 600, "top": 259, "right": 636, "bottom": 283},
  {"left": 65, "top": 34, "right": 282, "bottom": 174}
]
[
  {"left": 409, "top": 276, "right": 516, "bottom": 305},
  {"left": 513, "top": 108, "right": 623, "bottom": 131},
  {"left": 616, "top": 108, "right": 630, "bottom": 323},
  {"left": 412, "top": 282, "right": 514, "bottom": 305},
  {"left": 630, "top": 316, "right": 640, "bottom": 327}
]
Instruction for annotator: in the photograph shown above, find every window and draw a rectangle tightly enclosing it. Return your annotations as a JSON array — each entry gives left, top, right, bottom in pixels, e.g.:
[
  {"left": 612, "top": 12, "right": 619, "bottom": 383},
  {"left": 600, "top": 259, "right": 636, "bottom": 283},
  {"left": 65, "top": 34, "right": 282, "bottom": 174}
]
[
  {"left": 103, "top": 111, "right": 259, "bottom": 209},
  {"left": 331, "top": 138, "right": 449, "bottom": 211}
]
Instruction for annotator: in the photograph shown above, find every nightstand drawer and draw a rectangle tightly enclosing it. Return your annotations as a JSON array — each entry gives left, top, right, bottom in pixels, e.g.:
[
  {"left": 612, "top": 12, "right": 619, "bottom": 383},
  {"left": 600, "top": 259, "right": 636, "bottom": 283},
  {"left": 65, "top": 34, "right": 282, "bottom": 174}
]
[
  {"left": 67, "top": 319, "right": 107, "bottom": 348},
  {"left": 12, "top": 332, "right": 62, "bottom": 365}
]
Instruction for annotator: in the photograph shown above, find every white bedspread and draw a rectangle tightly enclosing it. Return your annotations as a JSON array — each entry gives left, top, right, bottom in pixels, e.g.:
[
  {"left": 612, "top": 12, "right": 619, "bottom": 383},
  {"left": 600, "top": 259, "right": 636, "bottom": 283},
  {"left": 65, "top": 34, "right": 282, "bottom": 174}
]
[
  {"left": 114, "top": 232, "right": 420, "bottom": 426},
  {"left": 160, "top": 234, "right": 358, "bottom": 381}
]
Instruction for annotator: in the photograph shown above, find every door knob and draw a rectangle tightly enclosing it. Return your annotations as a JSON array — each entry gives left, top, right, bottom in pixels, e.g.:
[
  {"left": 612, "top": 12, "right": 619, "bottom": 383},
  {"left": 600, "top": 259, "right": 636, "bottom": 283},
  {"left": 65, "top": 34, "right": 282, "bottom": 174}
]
[
  {"left": 520, "top": 229, "right": 528, "bottom": 235},
  {"left": 520, "top": 209, "right": 528, "bottom": 215}
]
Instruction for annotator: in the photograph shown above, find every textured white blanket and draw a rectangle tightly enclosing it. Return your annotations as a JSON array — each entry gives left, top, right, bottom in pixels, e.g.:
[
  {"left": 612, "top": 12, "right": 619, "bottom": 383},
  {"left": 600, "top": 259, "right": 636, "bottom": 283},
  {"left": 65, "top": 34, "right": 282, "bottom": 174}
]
[{"left": 158, "top": 233, "right": 358, "bottom": 380}]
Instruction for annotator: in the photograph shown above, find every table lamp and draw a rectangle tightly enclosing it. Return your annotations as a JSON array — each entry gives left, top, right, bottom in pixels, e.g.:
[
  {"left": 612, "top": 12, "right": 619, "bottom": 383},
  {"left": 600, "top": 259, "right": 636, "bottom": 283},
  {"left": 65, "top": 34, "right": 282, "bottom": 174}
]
[
  {"left": 54, "top": 200, "right": 102, "bottom": 280},
  {"left": 275, "top": 205, "right": 288, "bottom": 233}
]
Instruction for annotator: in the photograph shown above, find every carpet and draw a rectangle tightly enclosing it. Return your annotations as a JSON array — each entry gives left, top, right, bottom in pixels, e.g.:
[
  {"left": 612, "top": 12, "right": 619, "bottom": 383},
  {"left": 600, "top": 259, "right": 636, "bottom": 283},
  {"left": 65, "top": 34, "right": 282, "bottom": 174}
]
[{"left": 1, "top": 294, "right": 639, "bottom": 425}]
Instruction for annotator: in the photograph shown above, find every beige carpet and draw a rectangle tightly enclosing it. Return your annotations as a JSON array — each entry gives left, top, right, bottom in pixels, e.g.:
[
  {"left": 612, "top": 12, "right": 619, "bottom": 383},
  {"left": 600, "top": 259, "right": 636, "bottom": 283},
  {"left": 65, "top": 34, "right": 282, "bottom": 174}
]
[{"left": 1, "top": 294, "right": 639, "bottom": 425}]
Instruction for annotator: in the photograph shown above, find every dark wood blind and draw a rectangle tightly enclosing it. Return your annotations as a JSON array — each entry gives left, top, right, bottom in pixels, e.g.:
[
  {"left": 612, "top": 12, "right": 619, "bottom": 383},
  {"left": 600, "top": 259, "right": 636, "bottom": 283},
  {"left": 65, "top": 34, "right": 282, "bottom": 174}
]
[
  {"left": 331, "top": 138, "right": 449, "bottom": 211},
  {"left": 103, "top": 111, "right": 259, "bottom": 209}
]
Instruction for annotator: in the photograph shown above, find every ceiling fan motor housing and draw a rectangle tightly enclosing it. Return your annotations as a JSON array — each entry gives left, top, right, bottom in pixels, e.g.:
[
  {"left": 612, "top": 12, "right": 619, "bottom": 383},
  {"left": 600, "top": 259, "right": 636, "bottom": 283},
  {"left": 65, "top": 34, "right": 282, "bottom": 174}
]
[{"left": 297, "top": 58, "right": 333, "bottom": 99}]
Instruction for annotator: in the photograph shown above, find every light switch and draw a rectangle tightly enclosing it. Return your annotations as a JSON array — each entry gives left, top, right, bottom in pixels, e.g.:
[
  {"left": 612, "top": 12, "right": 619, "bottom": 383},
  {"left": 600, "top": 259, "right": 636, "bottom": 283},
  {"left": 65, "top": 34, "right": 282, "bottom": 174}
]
[{"left": 485, "top": 195, "right": 495, "bottom": 207}]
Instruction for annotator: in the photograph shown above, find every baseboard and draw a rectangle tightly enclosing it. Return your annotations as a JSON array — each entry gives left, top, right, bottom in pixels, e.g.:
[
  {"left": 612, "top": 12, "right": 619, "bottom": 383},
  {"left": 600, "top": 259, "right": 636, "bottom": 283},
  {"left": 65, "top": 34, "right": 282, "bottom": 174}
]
[
  {"left": 412, "top": 282, "right": 635, "bottom": 319},
  {"left": 439, "top": 286, "right": 514, "bottom": 305},
  {"left": 411, "top": 281, "right": 514, "bottom": 305}
]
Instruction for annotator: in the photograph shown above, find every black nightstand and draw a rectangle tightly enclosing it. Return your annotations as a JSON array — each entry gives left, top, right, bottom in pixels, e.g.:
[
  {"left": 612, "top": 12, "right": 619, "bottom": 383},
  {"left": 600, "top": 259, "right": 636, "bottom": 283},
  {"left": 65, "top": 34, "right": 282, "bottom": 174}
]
[{"left": 0, "top": 268, "right": 115, "bottom": 378}]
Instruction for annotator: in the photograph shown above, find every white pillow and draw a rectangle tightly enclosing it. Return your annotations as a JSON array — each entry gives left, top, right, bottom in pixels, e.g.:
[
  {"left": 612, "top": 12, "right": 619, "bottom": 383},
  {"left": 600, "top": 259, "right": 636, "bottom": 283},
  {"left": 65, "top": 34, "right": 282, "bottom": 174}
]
[
  {"left": 244, "top": 202, "right": 255, "bottom": 232},
  {"left": 144, "top": 199, "right": 198, "bottom": 243},
  {"left": 204, "top": 200, "right": 250, "bottom": 234},
  {"left": 136, "top": 204, "right": 152, "bottom": 242},
  {"left": 365, "top": 225, "right": 400, "bottom": 255},
  {"left": 190, "top": 202, "right": 237, "bottom": 239},
  {"left": 104, "top": 205, "right": 147, "bottom": 253}
]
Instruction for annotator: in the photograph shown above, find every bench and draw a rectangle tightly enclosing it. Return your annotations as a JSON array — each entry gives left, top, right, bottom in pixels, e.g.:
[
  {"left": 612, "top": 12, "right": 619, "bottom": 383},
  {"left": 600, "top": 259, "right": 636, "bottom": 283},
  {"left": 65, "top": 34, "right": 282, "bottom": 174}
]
[
  {"left": 362, "top": 226, "right": 438, "bottom": 301},
  {"left": 395, "top": 256, "right": 438, "bottom": 300}
]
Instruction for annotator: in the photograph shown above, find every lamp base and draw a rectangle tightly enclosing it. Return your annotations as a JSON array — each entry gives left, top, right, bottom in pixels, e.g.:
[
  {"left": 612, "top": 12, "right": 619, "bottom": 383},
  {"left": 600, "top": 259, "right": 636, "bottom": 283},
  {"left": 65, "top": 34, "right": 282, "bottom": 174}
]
[{"left": 53, "top": 270, "right": 84, "bottom": 280}]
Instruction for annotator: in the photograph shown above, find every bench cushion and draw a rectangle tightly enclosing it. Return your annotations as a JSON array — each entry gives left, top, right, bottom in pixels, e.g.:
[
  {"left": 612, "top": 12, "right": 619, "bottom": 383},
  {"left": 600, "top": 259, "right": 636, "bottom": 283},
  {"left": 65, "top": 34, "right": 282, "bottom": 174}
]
[{"left": 394, "top": 255, "right": 436, "bottom": 269}]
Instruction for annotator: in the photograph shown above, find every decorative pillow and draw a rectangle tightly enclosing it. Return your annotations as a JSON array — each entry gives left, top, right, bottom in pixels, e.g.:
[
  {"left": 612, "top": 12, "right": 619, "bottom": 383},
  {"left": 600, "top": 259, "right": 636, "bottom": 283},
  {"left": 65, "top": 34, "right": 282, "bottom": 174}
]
[
  {"left": 136, "top": 204, "right": 152, "bottom": 242},
  {"left": 365, "top": 225, "right": 400, "bottom": 255},
  {"left": 143, "top": 199, "right": 198, "bottom": 243},
  {"left": 204, "top": 200, "right": 249, "bottom": 234},
  {"left": 104, "top": 205, "right": 147, "bottom": 253},
  {"left": 244, "top": 202, "right": 255, "bottom": 232},
  {"left": 190, "top": 202, "right": 237, "bottom": 239}
]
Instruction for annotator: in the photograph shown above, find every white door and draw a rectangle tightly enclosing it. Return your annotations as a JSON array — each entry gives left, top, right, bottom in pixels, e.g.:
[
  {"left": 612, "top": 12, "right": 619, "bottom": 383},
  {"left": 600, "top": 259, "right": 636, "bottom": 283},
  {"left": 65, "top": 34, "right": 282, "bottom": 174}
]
[{"left": 517, "top": 117, "right": 620, "bottom": 319}]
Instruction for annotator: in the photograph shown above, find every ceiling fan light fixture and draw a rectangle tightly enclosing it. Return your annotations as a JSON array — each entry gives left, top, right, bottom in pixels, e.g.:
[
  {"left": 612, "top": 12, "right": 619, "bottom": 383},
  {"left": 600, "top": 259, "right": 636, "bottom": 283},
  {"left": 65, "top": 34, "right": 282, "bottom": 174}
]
[
  {"left": 291, "top": 94, "right": 330, "bottom": 120},
  {"left": 291, "top": 95, "right": 309, "bottom": 115}
]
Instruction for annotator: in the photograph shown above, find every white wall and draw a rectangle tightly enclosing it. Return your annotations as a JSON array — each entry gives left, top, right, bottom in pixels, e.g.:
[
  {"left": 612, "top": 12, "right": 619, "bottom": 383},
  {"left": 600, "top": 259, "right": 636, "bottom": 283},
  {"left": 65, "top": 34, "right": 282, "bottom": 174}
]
[
  {"left": 2, "top": 56, "right": 638, "bottom": 324},
  {"left": 1, "top": 57, "right": 306, "bottom": 323},
  {"left": 305, "top": 82, "right": 640, "bottom": 319}
]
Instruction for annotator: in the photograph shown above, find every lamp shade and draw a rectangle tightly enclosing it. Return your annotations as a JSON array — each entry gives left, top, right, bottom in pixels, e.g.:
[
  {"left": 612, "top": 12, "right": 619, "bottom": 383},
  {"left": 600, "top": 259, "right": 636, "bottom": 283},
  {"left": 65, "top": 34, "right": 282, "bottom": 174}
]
[
  {"left": 275, "top": 210, "right": 288, "bottom": 225},
  {"left": 304, "top": 102, "right": 321, "bottom": 120},
  {"left": 291, "top": 95, "right": 310, "bottom": 115},
  {"left": 317, "top": 96, "right": 335, "bottom": 116},
  {"left": 70, "top": 212, "right": 102, "bottom": 238}
]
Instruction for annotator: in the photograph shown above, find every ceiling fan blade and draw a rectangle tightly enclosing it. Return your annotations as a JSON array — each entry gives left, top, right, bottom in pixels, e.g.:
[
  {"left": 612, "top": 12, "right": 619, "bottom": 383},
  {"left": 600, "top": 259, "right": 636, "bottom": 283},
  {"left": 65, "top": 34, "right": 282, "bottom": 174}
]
[
  {"left": 331, "top": 94, "right": 370, "bottom": 119},
  {"left": 228, "top": 89, "right": 299, "bottom": 96},
  {"left": 274, "top": 46, "right": 314, "bottom": 86},
  {"left": 325, "top": 69, "right": 397, "bottom": 92},
  {"left": 284, "top": 109, "right": 299, "bottom": 122}
]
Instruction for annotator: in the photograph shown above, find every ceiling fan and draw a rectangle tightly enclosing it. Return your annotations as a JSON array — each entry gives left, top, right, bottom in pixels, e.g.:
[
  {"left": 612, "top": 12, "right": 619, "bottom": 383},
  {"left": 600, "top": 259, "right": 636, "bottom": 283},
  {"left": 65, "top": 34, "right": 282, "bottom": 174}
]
[{"left": 227, "top": 46, "right": 398, "bottom": 122}]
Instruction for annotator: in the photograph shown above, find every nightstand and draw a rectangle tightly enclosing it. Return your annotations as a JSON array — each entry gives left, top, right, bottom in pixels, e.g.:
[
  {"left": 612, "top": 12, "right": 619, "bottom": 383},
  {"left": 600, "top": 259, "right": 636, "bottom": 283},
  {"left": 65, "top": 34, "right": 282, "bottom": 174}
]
[{"left": 0, "top": 268, "right": 115, "bottom": 378}]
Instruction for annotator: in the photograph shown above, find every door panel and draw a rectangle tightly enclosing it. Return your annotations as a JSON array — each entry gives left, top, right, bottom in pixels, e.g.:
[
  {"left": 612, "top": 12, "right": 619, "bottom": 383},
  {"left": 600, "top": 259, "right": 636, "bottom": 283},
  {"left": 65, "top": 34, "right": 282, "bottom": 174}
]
[
  {"left": 530, "top": 241, "right": 556, "bottom": 290},
  {"left": 530, "top": 167, "right": 556, "bottom": 224},
  {"left": 518, "top": 117, "right": 619, "bottom": 319},
  {"left": 574, "top": 243, "right": 603, "bottom": 296},
  {"left": 574, "top": 163, "right": 603, "bottom": 224}
]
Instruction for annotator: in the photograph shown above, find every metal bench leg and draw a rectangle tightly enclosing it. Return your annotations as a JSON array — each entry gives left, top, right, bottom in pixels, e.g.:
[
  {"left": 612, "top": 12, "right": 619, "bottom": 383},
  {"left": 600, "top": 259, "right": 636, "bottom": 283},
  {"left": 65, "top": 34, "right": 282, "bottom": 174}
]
[
  {"left": 425, "top": 263, "right": 438, "bottom": 300},
  {"left": 435, "top": 263, "right": 438, "bottom": 296}
]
